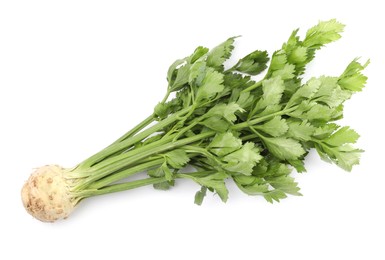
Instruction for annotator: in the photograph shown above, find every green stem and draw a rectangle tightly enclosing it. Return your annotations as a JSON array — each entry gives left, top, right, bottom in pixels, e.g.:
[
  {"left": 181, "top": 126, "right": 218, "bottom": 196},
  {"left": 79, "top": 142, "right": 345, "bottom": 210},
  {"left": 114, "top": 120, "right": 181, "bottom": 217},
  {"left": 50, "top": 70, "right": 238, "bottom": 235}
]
[
  {"left": 108, "top": 89, "right": 170, "bottom": 146},
  {"left": 232, "top": 105, "right": 298, "bottom": 130},
  {"left": 80, "top": 176, "right": 168, "bottom": 197},
  {"left": 90, "top": 158, "right": 165, "bottom": 189},
  {"left": 241, "top": 79, "right": 263, "bottom": 93},
  {"left": 88, "top": 115, "right": 156, "bottom": 163},
  {"left": 76, "top": 131, "right": 215, "bottom": 189},
  {"left": 161, "top": 89, "right": 171, "bottom": 104},
  {"left": 78, "top": 107, "right": 190, "bottom": 169},
  {"left": 112, "top": 115, "right": 155, "bottom": 145},
  {"left": 183, "top": 145, "right": 222, "bottom": 165},
  {"left": 172, "top": 121, "right": 198, "bottom": 141},
  {"left": 241, "top": 133, "right": 258, "bottom": 141},
  {"left": 225, "top": 61, "right": 240, "bottom": 74},
  {"left": 248, "top": 126, "right": 263, "bottom": 138},
  {"left": 81, "top": 171, "right": 216, "bottom": 198},
  {"left": 178, "top": 170, "right": 216, "bottom": 178}
]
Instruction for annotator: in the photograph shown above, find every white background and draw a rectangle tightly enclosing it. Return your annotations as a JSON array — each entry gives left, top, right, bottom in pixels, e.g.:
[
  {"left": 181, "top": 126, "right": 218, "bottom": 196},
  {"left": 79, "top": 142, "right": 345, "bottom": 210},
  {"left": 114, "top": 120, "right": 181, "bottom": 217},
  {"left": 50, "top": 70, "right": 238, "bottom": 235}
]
[{"left": 1, "top": 1, "right": 384, "bottom": 259}]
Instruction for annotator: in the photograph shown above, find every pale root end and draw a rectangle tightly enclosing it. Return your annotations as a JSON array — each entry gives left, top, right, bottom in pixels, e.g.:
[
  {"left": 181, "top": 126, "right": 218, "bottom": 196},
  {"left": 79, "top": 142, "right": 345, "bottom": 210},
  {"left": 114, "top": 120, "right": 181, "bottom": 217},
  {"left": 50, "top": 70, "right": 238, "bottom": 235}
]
[{"left": 21, "top": 165, "right": 76, "bottom": 222}]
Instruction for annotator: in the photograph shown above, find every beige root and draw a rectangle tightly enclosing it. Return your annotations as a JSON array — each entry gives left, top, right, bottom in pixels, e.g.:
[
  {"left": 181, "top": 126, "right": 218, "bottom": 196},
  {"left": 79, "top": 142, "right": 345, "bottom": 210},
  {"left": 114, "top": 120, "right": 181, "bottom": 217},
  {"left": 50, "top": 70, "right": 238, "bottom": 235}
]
[{"left": 21, "top": 165, "right": 76, "bottom": 222}]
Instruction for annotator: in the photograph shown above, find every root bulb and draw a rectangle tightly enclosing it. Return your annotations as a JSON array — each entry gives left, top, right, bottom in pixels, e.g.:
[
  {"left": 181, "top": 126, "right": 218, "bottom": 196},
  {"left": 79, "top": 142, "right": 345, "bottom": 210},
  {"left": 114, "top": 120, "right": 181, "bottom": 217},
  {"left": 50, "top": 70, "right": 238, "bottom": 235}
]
[{"left": 21, "top": 165, "right": 76, "bottom": 222}]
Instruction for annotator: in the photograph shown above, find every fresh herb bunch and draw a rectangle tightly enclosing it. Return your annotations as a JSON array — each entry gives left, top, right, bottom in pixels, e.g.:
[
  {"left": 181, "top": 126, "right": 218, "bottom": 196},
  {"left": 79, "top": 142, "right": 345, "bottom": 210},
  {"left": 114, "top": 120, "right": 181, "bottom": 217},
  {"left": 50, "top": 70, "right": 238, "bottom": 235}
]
[{"left": 22, "top": 19, "right": 368, "bottom": 222}]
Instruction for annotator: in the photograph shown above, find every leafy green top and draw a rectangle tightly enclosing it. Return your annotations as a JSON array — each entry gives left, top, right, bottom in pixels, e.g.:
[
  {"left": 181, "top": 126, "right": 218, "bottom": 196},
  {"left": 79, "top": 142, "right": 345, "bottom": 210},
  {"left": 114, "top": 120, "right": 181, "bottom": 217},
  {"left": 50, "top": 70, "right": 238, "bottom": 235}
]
[
  {"left": 79, "top": 19, "right": 368, "bottom": 206},
  {"left": 149, "top": 19, "right": 368, "bottom": 204}
]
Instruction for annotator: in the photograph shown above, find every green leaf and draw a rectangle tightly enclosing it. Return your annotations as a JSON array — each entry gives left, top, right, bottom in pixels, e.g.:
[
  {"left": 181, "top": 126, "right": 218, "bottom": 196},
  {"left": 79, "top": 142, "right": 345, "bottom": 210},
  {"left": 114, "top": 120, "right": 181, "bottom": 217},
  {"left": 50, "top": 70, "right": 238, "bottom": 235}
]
[
  {"left": 255, "top": 116, "right": 289, "bottom": 137},
  {"left": 194, "top": 186, "right": 207, "bottom": 205},
  {"left": 257, "top": 104, "right": 282, "bottom": 117},
  {"left": 233, "top": 175, "right": 261, "bottom": 186},
  {"left": 189, "top": 60, "right": 206, "bottom": 86},
  {"left": 164, "top": 149, "right": 190, "bottom": 169},
  {"left": 209, "top": 132, "right": 242, "bottom": 157},
  {"left": 262, "top": 76, "right": 285, "bottom": 104},
  {"left": 237, "top": 182, "right": 269, "bottom": 196},
  {"left": 265, "top": 175, "right": 302, "bottom": 196},
  {"left": 313, "top": 123, "right": 340, "bottom": 139},
  {"left": 333, "top": 145, "right": 363, "bottom": 171},
  {"left": 200, "top": 172, "right": 229, "bottom": 202},
  {"left": 147, "top": 166, "right": 164, "bottom": 178},
  {"left": 148, "top": 161, "right": 176, "bottom": 182},
  {"left": 167, "top": 58, "right": 187, "bottom": 84},
  {"left": 269, "top": 51, "right": 287, "bottom": 72},
  {"left": 153, "top": 181, "right": 174, "bottom": 190},
  {"left": 189, "top": 46, "right": 209, "bottom": 63},
  {"left": 338, "top": 58, "right": 369, "bottom": 92},
  {"left": 196, "top": 68, "right": 225, "bottom": 101},
  {"left": 229, "top": 88, "right": 248, "bottom": 107},
  {"left": 208, "top": 182, "right": 229, "bottom": 202},
  {"left": 170, "top": 63, "right": 191, "bottom": 91},
  {"left": 303, "top": 19, "right": 345, "bottom": 49},
  {"left": 261, "top": 137, "right": 306, "bottom": 160},
  {"left": 286, "top": 77, "right": 321, "bottom": 108},
  {"left": 159, "top": 96, "right": 183, "bottom": 116},
  {"left": 288, "top": 159, "right": 307, "bottom": 173},
  {"left": 255, "top": 76, "right": 285, "bottom": 111},
  {"left": 272, "top": 63, "right": 295, "bottom": 80},
  {"left": 287, "top": 120, "right": 315, "bottom": 141},
  {"left": 315, "top": 143, "right": 363, "bottom": 171},
  {"left": 305, "top": 103, "right": 334, "bottom": 121},
  {"left": 223, "top": 73, "right": 255, "bottom": 90},
  {"left": 264, "top": 190, "right": 287, "bottom": 203},
  {"left": 236, "top": 91, "right": 255, "bottom": 110},
  {"left": 290, "top": 99, "right": 338, "bottom": 122},
  {"left": 325, "top": 126, "right": 360, "bottom": 146},
  {"left": 265, "top": 160, "right": 292, "bottom": 177},
  {"left": 313, "top": 76, "right": 352, "bottom": 108},
  {"left": 235, "top": 160, "right": 300, "bottom": 199},
  {"left": 222, "top": 142, "right": 262, "bottom": 175},
  {"left": 201, "top": 116, "right": 231, "bottom": 132},
  {"left": 205, "top": 102, "right": 244, "bottom": 122},
  {"left": 162, "top": 162, "right": 173, "bottom": 181},
  {"left": 233, "top": 50, "right": 269, "bottom": 75},
  {"left": 283, "top": 28, "right": 300, "bottom": 50},
  {"left": 282, "top": 29, "right": 307, "bottom": 67},
  {"left": 288, "top": 46, "right": 307, "bottom": 64},
  {"left": 168, "top": 46, "right": 209, "bottom": 87},
  {"left": 183, "top": 172, "right": 229, "bottom": 202},
  {"left": 233, "top": 174, "right": 268, "bottom": 195},
  {"left": 252, "top": 159, "right": 291, "bottom": 179},
  {"left": 206, "top": 37, "right": 236, "bottom": 71},
  {"left": 282, "top": 31, "right": 307, "bottom": 75}
]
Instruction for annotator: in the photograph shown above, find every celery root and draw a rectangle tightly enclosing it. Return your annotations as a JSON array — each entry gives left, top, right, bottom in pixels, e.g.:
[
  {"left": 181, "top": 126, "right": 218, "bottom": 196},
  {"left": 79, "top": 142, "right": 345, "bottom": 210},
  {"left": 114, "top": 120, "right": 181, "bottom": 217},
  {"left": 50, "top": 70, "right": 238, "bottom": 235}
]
[{"left": 21, "top": 19, "right": 367, "bottom": 222}]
